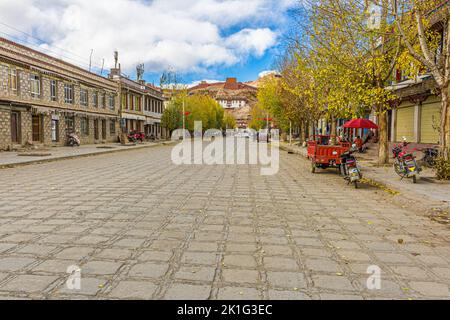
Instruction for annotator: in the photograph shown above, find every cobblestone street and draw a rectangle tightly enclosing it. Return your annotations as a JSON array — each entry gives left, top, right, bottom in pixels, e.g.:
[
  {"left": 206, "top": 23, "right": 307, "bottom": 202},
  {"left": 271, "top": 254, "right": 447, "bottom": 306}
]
[{"left": 0, "top": 144, "right": 450, "bottom": 300}]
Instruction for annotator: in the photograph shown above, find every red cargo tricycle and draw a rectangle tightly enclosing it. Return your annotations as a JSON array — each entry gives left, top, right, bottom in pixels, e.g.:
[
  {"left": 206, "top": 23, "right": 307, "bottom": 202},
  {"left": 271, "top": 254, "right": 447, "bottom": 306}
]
[{"left": 307, "top": 135, "right": 351, "bottom": 173}]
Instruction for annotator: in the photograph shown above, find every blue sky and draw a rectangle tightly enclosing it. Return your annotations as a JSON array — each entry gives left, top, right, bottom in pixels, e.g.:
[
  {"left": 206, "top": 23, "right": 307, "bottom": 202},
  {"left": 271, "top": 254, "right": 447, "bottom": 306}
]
[{"left": 0, "top": 0, "right": 297, "bottom": 85}]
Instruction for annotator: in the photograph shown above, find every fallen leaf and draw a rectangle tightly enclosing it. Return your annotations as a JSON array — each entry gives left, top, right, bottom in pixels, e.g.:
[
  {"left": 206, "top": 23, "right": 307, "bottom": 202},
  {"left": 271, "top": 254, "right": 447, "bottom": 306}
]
[{"left": 398, "top": 239, "right": 404, "bottom": 244}]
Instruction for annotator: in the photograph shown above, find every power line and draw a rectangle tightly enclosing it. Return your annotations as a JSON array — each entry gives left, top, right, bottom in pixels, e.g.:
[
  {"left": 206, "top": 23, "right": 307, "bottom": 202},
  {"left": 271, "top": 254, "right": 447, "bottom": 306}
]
[{"left": 0, "top": 21, "right": 105, "bottom": 73}]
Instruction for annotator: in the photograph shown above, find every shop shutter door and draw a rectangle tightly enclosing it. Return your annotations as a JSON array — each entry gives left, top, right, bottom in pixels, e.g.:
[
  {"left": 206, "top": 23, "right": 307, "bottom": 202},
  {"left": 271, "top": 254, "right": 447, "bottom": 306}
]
[
  {"left": 396, "top": 103, "right": 415, "bottom": 142},
  {"left": 420, "top": 102, "right": 441, "bottom": 144}
]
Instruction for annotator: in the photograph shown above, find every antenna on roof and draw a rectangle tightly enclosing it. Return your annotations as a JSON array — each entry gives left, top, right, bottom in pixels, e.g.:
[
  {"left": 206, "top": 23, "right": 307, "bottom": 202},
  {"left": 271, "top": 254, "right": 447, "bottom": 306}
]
[
  {"left": 100, "top": 58, "right": 105, "bottom": 76},
  {"left": 89, "top": 49, "right": 93, "bottom": 72},
  {"left": 114, "top": 51, "right": 119, "bottom": 69}
]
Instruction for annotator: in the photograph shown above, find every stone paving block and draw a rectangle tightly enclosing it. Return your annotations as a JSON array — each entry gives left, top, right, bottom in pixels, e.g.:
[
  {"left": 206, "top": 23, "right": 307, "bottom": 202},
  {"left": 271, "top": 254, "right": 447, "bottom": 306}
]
[
  {"left": 304, "top": 258, "right": 343, "bottom": 273},
  {"left": 223, "top": 255, "right": 257, "bottom": 268},
  {"left": 0, "top": 257, "right": 35, "bottom": 272},
  {"left": 431, "top": 268, "right": 450, "bottom": 280},
  {"left": 113, "top": 238, "right": 146, "bottom": 248},
  {"left": 128, "top": 262, "right": 169, "bottom": 279},
  {"left": 217, "top": 287, "right": 261, "bottom": 300},
  {"left": 15, "top": 244, "right": 57, "bottom": 257},
  {"left": 164, "top": 283, "right": 211, "bottom": 300},
  {"left": 181, "top": 252, "right": 218, "bottom": 266},
  {"left": 174, "top": 265, "right": 215, "bottom": 282},
  {"left": 222, "top": 269, "right": 259, "bottom": 284},
  {"left": 76, "top": 235, "right": 110, "bottom": 245},
  {"left": 225, "top": 243, "right": 257, "bottom": 253},
  {"left": 95, "top": 249, "right": 133, "bottom": 260},
  {"left": 58, "top": 277, "right": 106, "bottom": 296},
  {"left": 312, "top": 275, "right": 355, "bottom": 291},
  {"left": 268, "top": 289, "right": 311, "bottom": 300},
  {"left": 187, "top": 242, "right": 219, "bottom": 252},
  {"left": 55, "top": 247, "right": 94, "bottom": 260},
  {"left": 32, "top": 259, "right": 77, "bottom": 274},
  {"left": 263, "top": 257, "right": 299, "bottom": 271},
  {"left": 0, "top": 275, "right": 58, "bottom": 293},
  {"left": 82, "top": 261, "right": 122, "bottom": 275},
  {"left": 408, "top": 281, "right": 450, "bottom": 297},
  {"left": 109, "top": 280, "right": 157, "bottom": 299},
  {"left": 266, "top": 271, "right": 307, "bottom": 289},
  {"left": 0, "top": 243, "right": 17, "bottom": 254}
]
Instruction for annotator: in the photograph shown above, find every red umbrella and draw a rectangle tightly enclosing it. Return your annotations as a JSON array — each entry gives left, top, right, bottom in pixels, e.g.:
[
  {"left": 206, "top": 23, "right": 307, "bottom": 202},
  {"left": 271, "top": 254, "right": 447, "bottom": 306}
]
[{"left": 343, "top": 118, "right": 378, "bottom": 129}]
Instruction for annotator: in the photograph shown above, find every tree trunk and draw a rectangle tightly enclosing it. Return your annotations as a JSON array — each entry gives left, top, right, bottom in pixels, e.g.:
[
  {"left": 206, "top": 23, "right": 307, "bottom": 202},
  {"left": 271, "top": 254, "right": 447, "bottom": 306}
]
[
  {"left": 330, "top": 115, "right": 337, "bottom": 145},
  {"left": 378, "top": 111, "right": 389, "bottom": 165},
  {"left": 440, "top": 87, "right": 449, "bottom": 159}
]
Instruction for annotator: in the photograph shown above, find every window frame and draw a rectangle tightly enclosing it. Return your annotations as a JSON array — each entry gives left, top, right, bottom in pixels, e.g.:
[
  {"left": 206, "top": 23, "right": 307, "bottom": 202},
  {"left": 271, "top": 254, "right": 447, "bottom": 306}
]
[
  {"left": 92, "top": 91, "right": 98, "bottom": 107},
  {"left": 110, "top": 120, "right": 116, "bottom": 134},
  {"left": 30, "top": 73, "right": 41, "bottom": 97},
  {"left": 50, "top": 80, "right": 58, "bottom": 102},
  {"left": 64, "top": 83, "right": 74, "bottom": 104},
  {"left": 80, "top": 88, "right": 88, "bottom": 106},
  {"left": 8, "top": 68, "right": 18, "bottom": 93},
  {"left": 80, "top": 117, "right": 89, "bottom": 136},
  {"left": 108, "top": 94, "right": 115, "bottom": 110}
]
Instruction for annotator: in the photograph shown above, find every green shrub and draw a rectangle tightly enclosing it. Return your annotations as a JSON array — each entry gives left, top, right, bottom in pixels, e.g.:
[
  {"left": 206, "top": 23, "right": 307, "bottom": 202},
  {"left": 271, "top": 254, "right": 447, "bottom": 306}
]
[{"left": 435, "top": 157, "right": 450, "bottom": 180}]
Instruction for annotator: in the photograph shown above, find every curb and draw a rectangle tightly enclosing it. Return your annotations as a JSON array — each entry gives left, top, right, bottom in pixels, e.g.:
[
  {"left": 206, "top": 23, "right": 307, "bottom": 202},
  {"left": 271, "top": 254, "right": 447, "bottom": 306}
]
[{"left": 0, "top": 141, "right": 177, "bottom": 170}]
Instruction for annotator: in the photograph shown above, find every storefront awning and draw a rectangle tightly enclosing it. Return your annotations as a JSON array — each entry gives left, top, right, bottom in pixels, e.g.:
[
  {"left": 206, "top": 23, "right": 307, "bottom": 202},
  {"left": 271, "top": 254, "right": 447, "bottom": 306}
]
[{"left": 122, "top": 113, "right": 146, "bottom": 121}]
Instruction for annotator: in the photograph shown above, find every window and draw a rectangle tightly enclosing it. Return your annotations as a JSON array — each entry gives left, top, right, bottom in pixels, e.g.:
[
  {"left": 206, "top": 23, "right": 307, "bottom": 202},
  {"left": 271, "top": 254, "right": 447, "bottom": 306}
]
[
  {"left": 8, "top": 68, "right": 18, "bottom": 93},
  {"left": 135, "top": 96, "right": 139, "bottom": 111},
  {"left": 100, "top": 93, "right": 106, "bottom": 108},
  {"left": 92, "top": 91, "right": 98, "bottom": 107},
  {"left": 80, "top": 117, "right": 89, "bottom": 135},
  {"left": 130, "top": 94, "right": 135, "bottom": 110},
  {"left": 65, "top": 116, "right": 74, "bottom": 133},
  {"left": 122, "top": 94, "right": 127, "bottom": 109},
  {"left": 80, "top": 89, "right": 88, "bottom": 106},
  {"left": 110, "top": 120, "right": 116, "bottom": 134},
  {"left": 64, "top": 84, "right": 74, "bottom": 104},
  {"left": 50, "top": 80, "right": 57, "bottom": 101},
  {"left": 108, "top": 94, "right": 115, "bottom": 110},
  {"left": 30, "top": 74, "right": 40, "bottom": 97}
]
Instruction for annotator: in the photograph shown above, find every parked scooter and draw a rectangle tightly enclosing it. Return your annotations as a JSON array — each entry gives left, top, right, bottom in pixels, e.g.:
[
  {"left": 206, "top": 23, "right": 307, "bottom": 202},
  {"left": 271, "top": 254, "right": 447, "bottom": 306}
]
[
  {"left": 421, "top": 147, "right": 439, "bottom": 167},
  {"left": 339, "top": 145, "right": 362, "bottom": 188},
  {"left": 127, "top": 131, "right": 145, "bottom": 143},
  {"left": 392, "top": 140, "right": 421, "bottom": 183},
  {"left": 67, "top": 132, "right": 80, "bottom": 147}
]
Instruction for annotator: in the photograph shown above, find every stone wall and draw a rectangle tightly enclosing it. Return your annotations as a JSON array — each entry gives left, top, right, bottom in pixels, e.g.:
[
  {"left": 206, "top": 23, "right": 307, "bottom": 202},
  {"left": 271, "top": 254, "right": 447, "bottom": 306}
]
[{"left": 0, "top": 107, "right": 11, "bottom": 150}]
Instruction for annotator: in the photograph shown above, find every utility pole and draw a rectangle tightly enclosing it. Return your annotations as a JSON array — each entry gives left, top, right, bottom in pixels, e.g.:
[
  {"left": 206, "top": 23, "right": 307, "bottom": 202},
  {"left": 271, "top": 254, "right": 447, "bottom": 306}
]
[{"left": 183, "top": 99, "right": 186, "bottom": 141}]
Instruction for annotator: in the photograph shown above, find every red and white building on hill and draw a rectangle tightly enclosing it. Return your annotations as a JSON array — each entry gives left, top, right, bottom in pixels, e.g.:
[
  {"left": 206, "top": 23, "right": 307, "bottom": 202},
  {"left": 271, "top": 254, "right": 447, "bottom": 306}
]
[{"left": 188, "top": 77, "right": 258, "bottom": 128}]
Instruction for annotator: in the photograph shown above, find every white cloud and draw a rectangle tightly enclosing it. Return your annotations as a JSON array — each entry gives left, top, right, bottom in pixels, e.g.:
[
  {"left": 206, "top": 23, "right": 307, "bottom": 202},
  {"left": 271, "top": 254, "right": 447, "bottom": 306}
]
[
  {"left": 0, "top": 0, "right": 293, "bottom": 77},
  {"left": 225, "top": 28, "right": 277, "bottom": 57},
  {"left": 258, "top": 70, "right": 279, "bottom": 78}
]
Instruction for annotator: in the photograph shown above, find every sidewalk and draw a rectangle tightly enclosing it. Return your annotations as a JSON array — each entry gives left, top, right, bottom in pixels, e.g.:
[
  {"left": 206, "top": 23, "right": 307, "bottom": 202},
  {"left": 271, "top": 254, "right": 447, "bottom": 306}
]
[
  {"left": 0, "top": 141, "right": 174, "bottom": 169},
  {"left": 280, "top": 142, "right": 450, "bottom": 209}
]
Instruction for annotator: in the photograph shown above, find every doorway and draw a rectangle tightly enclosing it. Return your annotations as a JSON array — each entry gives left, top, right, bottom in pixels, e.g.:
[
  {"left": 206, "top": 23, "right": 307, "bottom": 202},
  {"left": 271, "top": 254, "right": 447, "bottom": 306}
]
[
  {"left": 10, "top": 111, "right": 20, "bottom": 143},
  {"left": 101, "top": 119, "right": 106, "bottom": 140},
  {"left": 94, "top": 119, "right": 99, "bottom": 140},
  {"left": 32, "top": 115, "right": 42, "bottom": 142}
]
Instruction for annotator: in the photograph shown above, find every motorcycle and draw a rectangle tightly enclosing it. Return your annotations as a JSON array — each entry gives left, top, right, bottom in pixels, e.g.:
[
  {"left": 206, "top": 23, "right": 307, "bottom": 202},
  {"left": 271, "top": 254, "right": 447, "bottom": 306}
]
[
  {"left": 67, "top": 132, "right": 80, "bottom": 147},
  {"left": 339, "top": 145, "right": 362, "bottom": 188},
  {"left": 392, "top": 141, "right": 421, "bottom": 183},
  {"left": 67, "top": 133, "right": 80, "bottom": 147},
  {"left": 127, "top": 131, "right": 145, "bottom": 143},
  {"left": 421, "top": 147, "right": 439, "bottom": 167}
]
